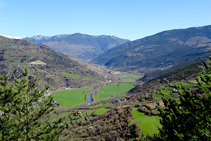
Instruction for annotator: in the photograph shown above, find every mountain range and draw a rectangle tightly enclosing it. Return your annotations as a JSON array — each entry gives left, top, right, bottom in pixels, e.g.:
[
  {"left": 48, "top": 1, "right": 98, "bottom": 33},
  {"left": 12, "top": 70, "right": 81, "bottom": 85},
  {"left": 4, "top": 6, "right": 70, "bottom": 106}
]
[
  {"left": 0, "top": 35, "right": 105, "bottom": 90},
  {"left": 92, "top": 25, "right": 211, "bottom": 73},
  {"left": 24, "top": 33, "right": 129, "bottom": 62}
]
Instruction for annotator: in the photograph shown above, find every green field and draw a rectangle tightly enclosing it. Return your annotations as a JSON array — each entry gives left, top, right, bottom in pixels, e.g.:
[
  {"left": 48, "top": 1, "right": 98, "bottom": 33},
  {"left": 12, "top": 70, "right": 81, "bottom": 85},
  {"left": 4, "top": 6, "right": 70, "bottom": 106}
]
[
  {"left": 131, "top": 108, "right": 161, "bottom": 136},
  {"left": 84, "top": 77, "right": 91, "bottom": 80},
  {"left": 170, "top": 82, "right": 198, "bottom": 88},
  {"left": 153, "top": 88, "right": 173, "bottom": 99},
  {"left": 90, "top": 102, "right": 110, "bottom": 108},
  {"left": 94, "top": 83, "right": 134, "bottom": 102},
  {"left": 96, "top": 108, "right": 109, "bottom": 115},
  {"left": 53, "top": 88, "right": 90, "bottom": 108},
  {"left": 60, "top": 73, "right": 81, "bottom": 78},
  {"left": 115, "top": 74, "right": 143, "bottom": 82}
]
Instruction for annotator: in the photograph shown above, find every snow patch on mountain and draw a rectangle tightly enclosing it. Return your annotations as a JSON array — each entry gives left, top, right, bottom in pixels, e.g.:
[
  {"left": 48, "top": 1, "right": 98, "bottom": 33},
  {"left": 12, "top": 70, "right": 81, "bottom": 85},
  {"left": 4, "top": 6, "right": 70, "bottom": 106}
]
[{"left": 0, "top": 34, "right": 24, "bottom": 39}]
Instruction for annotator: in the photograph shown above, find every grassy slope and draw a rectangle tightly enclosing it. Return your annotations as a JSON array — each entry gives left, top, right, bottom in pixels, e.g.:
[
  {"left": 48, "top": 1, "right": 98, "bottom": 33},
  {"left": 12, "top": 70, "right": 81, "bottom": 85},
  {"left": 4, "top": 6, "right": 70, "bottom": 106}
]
[
  {"left": 94, "top": 83, "right": 134, "bottom": 102},
  {"left": 153, "top": 82, "right": 197, "bottom": 99},
  {"left": 96, "top": 108, "right": 109, "bottom": 115},
  {"left": 53, "top": 88, "right": 90, "bottom": 108},
  {"left": 84, "top": 77, "right": 91, "bottom": 80},
  {"left": 60, "top": 73, "right": 81, "bottom": 78},
  {"left": 131, "top": 108, "right": 161, "bottom": 136},
  {"left": 170, "top": 82, "right": 198, "bottom": 87}
]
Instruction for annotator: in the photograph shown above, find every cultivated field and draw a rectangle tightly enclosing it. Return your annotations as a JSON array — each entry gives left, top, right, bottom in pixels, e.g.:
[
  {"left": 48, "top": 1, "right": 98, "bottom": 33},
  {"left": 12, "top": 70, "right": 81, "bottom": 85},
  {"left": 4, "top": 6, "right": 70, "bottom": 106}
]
[
  {"left": 131, "top": 107, "right": 161, "bottom": 136},
  {"left": 53, "top": 88, "right": 90, "bottom": 108},
  {"left": 94, "top": 83, "right": 134, "bottom": 102}
]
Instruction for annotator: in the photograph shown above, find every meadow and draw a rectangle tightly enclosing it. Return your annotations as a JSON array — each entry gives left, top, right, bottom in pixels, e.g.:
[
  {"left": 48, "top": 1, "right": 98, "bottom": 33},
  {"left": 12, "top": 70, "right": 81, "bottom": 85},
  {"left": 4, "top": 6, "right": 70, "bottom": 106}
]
[
  {"left": 84, "top": 77, "right": 91, "bottom": 80},
  {"left": 60, "top": 73, "right": 81, "bottom": 78},
  {"left": 153, "top": 82, "right": 197, "bottom": 99},
  {"left": 95, "top": 108, "right": 109, "bottom": 115},
  {"left": 94, "top": 83, "right": 134, "bottom": 102},
  {"left": 131, "top": 107, "right": 161, "bottom": 136},
  {"left": 153, "top": 88, "right": 173, "bottom": 99},
  {"left": 53, "top": 88, "right": 90, "bottom": 108},
  {"left": 115, "top": 74, "right": 143, "bottom": 82}
]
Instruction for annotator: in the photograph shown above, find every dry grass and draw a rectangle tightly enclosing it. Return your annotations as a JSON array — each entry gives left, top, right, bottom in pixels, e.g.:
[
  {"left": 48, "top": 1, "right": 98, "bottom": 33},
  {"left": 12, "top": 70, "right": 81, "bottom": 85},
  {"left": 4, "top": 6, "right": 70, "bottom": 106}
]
[{"left": 146, "top": 101, "right": 164, "bottom": 109}]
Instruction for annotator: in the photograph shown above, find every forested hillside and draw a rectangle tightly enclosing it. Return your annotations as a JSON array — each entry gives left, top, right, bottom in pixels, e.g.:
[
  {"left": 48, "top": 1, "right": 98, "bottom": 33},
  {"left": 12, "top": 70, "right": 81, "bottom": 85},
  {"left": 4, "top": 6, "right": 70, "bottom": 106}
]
[
  {"left": 129, "top": 60, "right": 204, "bottom": 94},
  {"left": 93, "top": 25, "right": 211, "bottom": 73}
]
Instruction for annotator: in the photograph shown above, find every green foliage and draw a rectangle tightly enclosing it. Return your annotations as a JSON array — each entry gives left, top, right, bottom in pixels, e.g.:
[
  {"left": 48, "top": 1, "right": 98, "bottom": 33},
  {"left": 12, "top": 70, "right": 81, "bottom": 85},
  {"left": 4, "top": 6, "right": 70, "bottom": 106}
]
[
  {"left": 60, "top": 73, "right": 81, "bottom": 78},
  {"left": 94, "top": 83, "right": 133, "bottom": 102},
  {"left": 148, "top": 59, "right": 211, "bottom": 140},
  {"left": 51, "top": 112, "right": 72, "bottom": 122},
  {"left": 0, "top": 67, "right": 65, "bottom": 140},
  {"left": 53, "top": 88, "right": 90, "bottom": 108}
]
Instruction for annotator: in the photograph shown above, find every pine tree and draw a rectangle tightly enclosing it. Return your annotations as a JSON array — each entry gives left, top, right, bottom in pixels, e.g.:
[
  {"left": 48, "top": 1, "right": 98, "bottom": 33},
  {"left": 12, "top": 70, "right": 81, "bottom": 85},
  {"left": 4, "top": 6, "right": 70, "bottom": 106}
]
[
  {"left": 0, "top": 67, "right": 65, "bottom": 140},
  {"left": 152, "top": 59, "right": 211, "bottom": 140}
]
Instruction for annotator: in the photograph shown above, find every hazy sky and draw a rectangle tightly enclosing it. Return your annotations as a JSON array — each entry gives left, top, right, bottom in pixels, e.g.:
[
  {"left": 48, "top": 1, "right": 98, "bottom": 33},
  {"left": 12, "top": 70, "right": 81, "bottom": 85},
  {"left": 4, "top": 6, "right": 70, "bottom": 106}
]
[{"left": 0, "top": 0, "right": 211, "bottom": 40}]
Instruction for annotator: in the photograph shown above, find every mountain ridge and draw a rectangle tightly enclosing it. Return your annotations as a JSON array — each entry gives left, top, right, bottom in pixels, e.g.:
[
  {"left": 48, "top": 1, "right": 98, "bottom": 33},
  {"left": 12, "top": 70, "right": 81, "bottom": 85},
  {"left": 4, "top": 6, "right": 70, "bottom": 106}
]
[
  {"left": 24, "top": 33, "right": 130, "bottom": 62},
  {"left": 92, "top": 25, "right": 211, "bottom": 73}
]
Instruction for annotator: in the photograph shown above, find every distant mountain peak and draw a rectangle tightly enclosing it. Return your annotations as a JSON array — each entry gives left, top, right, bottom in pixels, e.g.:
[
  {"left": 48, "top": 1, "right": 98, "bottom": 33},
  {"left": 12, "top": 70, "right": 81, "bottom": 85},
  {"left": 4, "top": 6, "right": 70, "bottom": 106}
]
[{"left": 24, "top": 33, "right": 129, "bottom": 62}]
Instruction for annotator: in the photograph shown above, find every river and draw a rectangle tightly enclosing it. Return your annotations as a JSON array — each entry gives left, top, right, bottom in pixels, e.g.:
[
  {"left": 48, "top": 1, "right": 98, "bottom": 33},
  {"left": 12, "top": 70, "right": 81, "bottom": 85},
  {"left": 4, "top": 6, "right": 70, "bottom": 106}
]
[{"left": 87, "top": 90, "right": 95, "bottom": 105}]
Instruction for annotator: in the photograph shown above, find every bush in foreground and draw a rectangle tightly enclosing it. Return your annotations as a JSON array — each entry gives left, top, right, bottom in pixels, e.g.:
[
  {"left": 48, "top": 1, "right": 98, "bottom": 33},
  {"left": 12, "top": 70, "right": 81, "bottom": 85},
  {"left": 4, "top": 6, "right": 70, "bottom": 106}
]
[
  {"left": 136, "top": 58, "right": 211, "bottom": 141},
  {"left": 0, "top": 67, "right": 65, "bottom": 140}
]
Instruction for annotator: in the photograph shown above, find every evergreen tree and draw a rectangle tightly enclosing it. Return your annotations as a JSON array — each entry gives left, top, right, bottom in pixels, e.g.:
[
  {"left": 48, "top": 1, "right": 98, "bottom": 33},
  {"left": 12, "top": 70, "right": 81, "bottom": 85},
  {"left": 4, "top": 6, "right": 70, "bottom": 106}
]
[
  {"left": 0, "top": 67, "right": 65, "bottom": 140},
  {"left": 151, "top": 59, "right": 211, "bottom": 140}
]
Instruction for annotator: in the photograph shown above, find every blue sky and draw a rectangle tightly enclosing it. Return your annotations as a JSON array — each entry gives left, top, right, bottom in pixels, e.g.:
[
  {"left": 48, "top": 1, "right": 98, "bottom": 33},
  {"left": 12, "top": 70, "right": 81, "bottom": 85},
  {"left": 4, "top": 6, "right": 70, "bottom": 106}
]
[{"left": 0, "top": 0, "right": 211, "bottom": 40}]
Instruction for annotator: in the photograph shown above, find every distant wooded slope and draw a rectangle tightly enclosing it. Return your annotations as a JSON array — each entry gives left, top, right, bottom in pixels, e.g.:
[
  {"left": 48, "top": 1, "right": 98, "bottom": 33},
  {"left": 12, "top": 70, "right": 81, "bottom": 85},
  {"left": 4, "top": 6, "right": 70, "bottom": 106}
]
[{"left": 93, "top": 25, "right": 211, "bottom": 73}]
